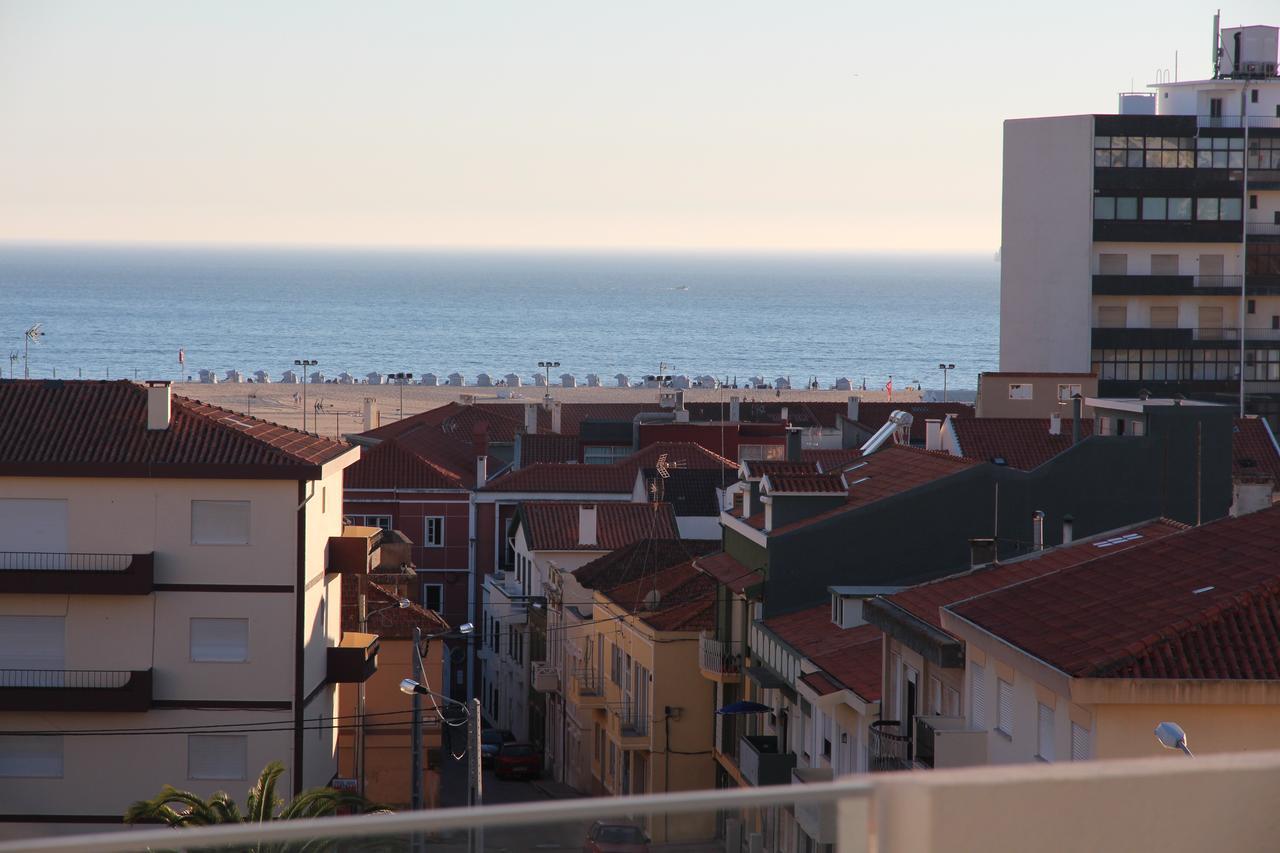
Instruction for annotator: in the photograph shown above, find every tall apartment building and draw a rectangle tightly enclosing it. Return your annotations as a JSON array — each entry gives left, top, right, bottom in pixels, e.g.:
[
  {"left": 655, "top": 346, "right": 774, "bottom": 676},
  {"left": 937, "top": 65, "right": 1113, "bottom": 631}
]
[
  {"left": 0, "top": 380, "right": 363, "bottom": 836},
  {"left": 1000, "top": 20, "right": 1280, "bottom": 417}
]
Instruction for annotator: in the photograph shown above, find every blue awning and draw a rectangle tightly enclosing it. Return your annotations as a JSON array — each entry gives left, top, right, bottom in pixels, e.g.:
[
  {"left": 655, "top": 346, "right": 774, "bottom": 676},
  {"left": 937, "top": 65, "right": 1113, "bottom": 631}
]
[{"left": 716, "top": 700, "right": 772, "bottom": 715}]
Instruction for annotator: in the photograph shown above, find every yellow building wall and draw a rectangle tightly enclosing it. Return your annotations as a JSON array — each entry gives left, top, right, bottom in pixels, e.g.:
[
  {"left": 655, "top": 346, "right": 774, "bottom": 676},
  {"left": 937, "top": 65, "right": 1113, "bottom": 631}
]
[{"left": 1095, "top": 703, "right": 1280, "bottom": 760}]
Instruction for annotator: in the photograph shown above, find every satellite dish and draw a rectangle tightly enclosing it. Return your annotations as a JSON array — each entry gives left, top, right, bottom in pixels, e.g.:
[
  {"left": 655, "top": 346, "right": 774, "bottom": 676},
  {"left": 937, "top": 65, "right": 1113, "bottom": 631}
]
[{"left": 643, "top": 589, "right": 661, "bottom": 611}]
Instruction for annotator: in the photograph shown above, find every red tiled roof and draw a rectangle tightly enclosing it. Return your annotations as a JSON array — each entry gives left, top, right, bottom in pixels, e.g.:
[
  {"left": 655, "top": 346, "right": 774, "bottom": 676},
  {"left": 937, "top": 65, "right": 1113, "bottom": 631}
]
[
  {"left": 802, "top": 448, "right": 862, "bottom": 472},
  {"left": 856, "top": 402, "right": 974, "bottom": 444},
  {"left": 574, "top": 539, "right": 720, "bottom": 592},
  {"left": 344, "top": 437, "right": 465, "bottom": 490},
  {"left": 484, "top": 442, "right": 734, "bottom": 494},
  {"left": 807, "top": 635, "right": 883, "bottom": 702},
  {"left": 949, "top": 417, "right": 1093, "bottom": 470},
  {"left": 340, "top": 576, "right": 449, "bottom": 639},
  {"left": 761, "top": 605, "right": 875, "bottom": 659},
  {"left": 762, "top": 473, "right": 846, "bottom": 494},
  {"left": 602, "top": 560, "right": 717, "bottom": 631},
  {"left": 0, "top": 380, "right": 352, "bottom": 478},
  {"left": 948, "top": 505, "right": 1280, "bottom": 679},
  {"left": 520, "top": 434, "right": 581, "bottom": 466},
  {"left": 1233, "top": 417, "right": 1280, "bottom": 481},
  {"left": 519, "top": 501, "right": 679, "bottom": 551},
  {"left": 741, "top": 460, "right": 820, "bottom": 479},
  {"left": 885, "top": 520, "right": 1186, "bottom": 630},
  {"left": 692, "top": 552, "right": 762, "bottom": 595}
]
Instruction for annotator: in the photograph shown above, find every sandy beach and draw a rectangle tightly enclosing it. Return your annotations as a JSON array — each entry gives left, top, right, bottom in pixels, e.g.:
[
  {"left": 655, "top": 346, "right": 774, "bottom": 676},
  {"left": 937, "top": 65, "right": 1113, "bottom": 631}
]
[{"left": 176, "top": 382, "right": 920, "bottom": 439}]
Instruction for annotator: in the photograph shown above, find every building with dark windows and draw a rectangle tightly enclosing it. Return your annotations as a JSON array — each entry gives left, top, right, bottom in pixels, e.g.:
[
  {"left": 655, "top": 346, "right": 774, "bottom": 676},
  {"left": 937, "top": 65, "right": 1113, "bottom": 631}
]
[{"left": 1000, "top": 20, "right": 1280, "bottom": 419}]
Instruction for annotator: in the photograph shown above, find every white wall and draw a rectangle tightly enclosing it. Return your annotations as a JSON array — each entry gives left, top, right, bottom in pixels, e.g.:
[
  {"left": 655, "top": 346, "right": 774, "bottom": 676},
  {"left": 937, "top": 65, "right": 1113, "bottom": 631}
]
[{"left": 1000, "top": 115, "right": 1096, "bottom": 372}]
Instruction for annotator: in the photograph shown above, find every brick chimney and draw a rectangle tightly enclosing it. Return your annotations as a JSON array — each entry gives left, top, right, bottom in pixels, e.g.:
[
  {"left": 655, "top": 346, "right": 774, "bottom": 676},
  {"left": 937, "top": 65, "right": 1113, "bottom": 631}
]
[
  {"left": 146, "top": 381, "right": 171, "bottom": 430},
  {"left": 578, "top": 504, "right": 598, "bottom": 547}
]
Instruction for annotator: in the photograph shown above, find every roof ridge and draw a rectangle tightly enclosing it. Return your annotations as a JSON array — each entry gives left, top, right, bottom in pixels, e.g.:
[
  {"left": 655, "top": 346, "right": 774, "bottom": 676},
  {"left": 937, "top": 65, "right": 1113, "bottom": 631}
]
[{"left": 174, "top": 393, "right": 345, "bottom": 464}]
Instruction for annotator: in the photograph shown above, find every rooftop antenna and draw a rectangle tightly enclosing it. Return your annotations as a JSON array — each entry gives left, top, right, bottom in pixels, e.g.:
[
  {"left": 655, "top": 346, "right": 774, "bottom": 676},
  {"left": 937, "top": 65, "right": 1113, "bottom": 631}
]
[
  {"left": 23, "top": 324, "right": 44, "bottom": 379},
  {"left": 642, "top": 588, "right": 661, "bottom": 611},
  {"left": 7, "top": 352, "right": 17, "bottom": 380},
  {"left": 1212, "top": 10, "right": 1221, "bottom": 78}
]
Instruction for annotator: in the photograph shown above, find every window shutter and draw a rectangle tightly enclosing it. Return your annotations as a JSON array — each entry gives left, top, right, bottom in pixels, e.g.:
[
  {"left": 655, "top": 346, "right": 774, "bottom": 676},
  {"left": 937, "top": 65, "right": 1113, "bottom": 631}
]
[
  {"left": 191, "top": 500, "right": 251, "bottom": 545},
  {"left": 190, "top": 618, "right": 249, "bottom": 662},
  {"left": 188, "top": 735, "right": 247, "bottom": 780},
  {"left": 0, "top": 736, "right": 63, "bottom": 778},
  {"left": 1071, "top": 723, "right": 1090, "bottom": 761},
  {"left": 997, "top": 679, "right": 1014, "bottom": 735},
  {"left": 970, "top": 663, "right": 986, "bottom": 729},
  {"left": 1037, "top": 703, "right": 1054, "bottom": 761}
]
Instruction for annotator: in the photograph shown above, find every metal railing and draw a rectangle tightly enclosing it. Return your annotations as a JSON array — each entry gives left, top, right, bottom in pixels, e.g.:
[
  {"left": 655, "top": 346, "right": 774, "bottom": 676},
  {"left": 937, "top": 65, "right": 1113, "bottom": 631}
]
[
  {"left": 0, "top": 551, "right": 134, "bottom": 572},
  {"left": 617, "top": 701, "right": 649, "bottom": 736},
  {"left": 573, "top": 666, "right": 602, "bottom": 695},
  {"left": 0, "top": 669, "right": 135, "bottom": 689},
  {"left": 1197, "top": 114, "right": 1280, "bottom": 129},
  {"left": 699, "top": 632, "right": 744, "bottom": 677},
  {"left": 1194, "top": 275, "right": 1244, "bottom": 288},
  {"left": 868, "top": 720, "right": 912, "bottom": 772},
  {"left": 1247, "top": 223, "right": 1280, "bottom": 237}
]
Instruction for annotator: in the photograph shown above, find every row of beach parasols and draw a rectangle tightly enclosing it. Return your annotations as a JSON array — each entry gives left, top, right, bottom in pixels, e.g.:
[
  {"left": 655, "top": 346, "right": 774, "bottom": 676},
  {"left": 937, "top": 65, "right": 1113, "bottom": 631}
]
[{"left": 192, "top": 370, "right": 865, "bottom": 390}]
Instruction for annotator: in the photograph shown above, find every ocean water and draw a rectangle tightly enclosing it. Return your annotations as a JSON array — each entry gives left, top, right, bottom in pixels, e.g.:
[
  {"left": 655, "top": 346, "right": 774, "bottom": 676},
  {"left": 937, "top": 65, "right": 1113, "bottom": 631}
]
[{"left": 0, "top": 245, "right": 998, "bottom": 389}]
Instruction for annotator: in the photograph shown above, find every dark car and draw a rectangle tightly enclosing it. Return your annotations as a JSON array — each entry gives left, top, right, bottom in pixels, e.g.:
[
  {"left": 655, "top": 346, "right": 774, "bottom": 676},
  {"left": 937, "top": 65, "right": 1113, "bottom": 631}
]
[
  {"left": 480, "top": 729, "right": 516, "bottom": 767},
  {"left": 583, "top": 821, "right": 650, "bottom": 853},
  {"left": 494, "top": 742, "right": 541, "bottom": 780}
]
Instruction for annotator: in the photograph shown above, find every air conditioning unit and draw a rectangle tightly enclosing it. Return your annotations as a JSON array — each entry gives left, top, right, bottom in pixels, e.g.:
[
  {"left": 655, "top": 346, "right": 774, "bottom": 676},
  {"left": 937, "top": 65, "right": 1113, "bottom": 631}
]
[
  {"left": 915, "top": 715, "right": 988, "bottom": 769},
  {"left": 532, "top": 663, "right": 559, "bottom": 693}
]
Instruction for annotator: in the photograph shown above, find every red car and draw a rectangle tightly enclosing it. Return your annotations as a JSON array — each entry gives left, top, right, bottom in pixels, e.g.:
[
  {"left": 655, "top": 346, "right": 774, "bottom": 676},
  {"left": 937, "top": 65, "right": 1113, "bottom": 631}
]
[
  {"left": 583, "top": 821, "right": 650, "bottom": 853},
  {"left": 494, "top": 742, "right": 541, "bottom": 780}
]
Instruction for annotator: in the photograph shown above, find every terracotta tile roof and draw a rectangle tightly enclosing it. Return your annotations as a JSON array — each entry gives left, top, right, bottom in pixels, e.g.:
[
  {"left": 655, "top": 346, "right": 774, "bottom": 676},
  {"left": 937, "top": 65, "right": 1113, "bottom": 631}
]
[
  {"left": 339, "top": 575, "right": 449, "bottom": 639},
  {"left": 602, "top": 560, "right": 717, "bottom": 631},
  {"left": 344, "top": 436, "right": 466, "bottom": 490},
  {"left": 802, "top": 449, "right": 862, "bottom": 472},
  {"left": 1232, "top": 417, "right": 1280, "bottom": 481},
  {"left": 884, "top": 520, "right": 1187, "bottom": 630},
  {"left": 741, "top": 460, "right": 820, "bottom": 479},
  {"left": 520, "top": 434, "right": 581, "bottom": 466},
  {"left": 807, "top": 632, "right": 883, "bottom": 702},
  {"left": 855, "top": 402, "right": 974, "bottom": 444},
  {"left": 0, "top": 379, "right": 352, "bottom": 478},
  {"left": 483, "top": 442, "right": 734, "bottom": 494},
  {"left": 762, "top": 473, "right": 846, "bottom": 495},
  {"left": 692, "top": 552, "right": 762, "bottom": 595},
  {"left": 642, "top": 468, "right": 726, "bottom": 516},
  {"left": 948, "top": 417, "right": 1093, "bottom": 470},
  {"left": 948, "top": 505, "right": 1280, "bottom": 679},
  {"left": 574, "top": 539, "right": 720, "bottom": 592},
  {"left": 761, "top": 605, "right": 878, "bottom": 660},
  {"left": 520, "top": 501, "right": 679, "bottom": 551}
]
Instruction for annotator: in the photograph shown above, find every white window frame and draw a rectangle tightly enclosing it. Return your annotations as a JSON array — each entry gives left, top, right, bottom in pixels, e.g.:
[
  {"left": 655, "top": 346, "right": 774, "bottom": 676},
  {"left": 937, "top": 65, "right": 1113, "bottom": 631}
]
[
  {"left": 421, "top": 583, "right": 444, "bottom": 613},
  {"left": 190, "top": 618, "right": 250, "bottom": 663},
  {"left": 424, "top": 516, "right": 444, "bottom": 548},
  {"left": 350, "top": 514, "right": 392, "bottom": 530},
  {"left": 0, "top": 735, "right": 63, "bottom": 778},
  {"left": 191, "top": 500, "right": 251, "bottom": 546},
  {"left": 1037, "top": 702, "right": 1055, "bottom": 762},
  {"left": 996, "top": 679, "right": 1014, "bottom": 737},
  {"left": 1070, "top": 722, "right": 1091, "bottom": 761},
  {"left": 1007, "top": 383, "right": 1033, "bottom": 400},
  {"left": 188, "top": 734, "right": 248, "bottom": 780},
  {"left": 970, "top": 662, "right": 986, "bottom": 730},
  {"left": 1056, "top": 383, "right": 1082, "bottom": 403}
]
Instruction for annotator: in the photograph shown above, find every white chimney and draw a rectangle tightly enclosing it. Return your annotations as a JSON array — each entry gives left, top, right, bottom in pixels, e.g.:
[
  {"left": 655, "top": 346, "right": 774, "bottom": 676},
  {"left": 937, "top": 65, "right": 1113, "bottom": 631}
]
[
  {"left": 146, "top": 381, "right": 172, "bottom": 430},
  {"left": 1048, "top": 412, "right": 1062, "bottom": 436},
  {"left": 1062, "top": 515, "right": 1074, "bottom": 545},
  {"left": 524, "top": 402, "right": 539, "bottom": 434},
  {"left": 363, "top": 397, "right": 380, "bottom": 432},
  {"left": 925, "top": 418, "right": 942, "bottom": 452},
  {"left": 476, "top": 454, "right": 488, "bottom": 486},
  {"left": 781, "top": 406, "right": 789, "bottom": 423},
  {"left": 1033, "top": 510, "right": 1045, "bottom": 550},
  {"left": 551, "top": 401, "right": 563, "bottom": 435},
  {"left": 847, "top": 396, "right": 860, "bottom": 422},
  {"left": 729, "top": 396, "right": 741, "bottom": 423},
  {"left": 578, "top": 504, "right": 598, "bottom": 547}
]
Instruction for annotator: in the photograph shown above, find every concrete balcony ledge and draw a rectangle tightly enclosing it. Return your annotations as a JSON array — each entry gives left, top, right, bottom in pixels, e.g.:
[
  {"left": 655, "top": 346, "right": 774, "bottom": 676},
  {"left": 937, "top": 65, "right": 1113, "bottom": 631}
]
[
  {"left": 327, "top": 632, "right": 379, "bottom": 684},
  {"left": 0, "top": 551, "right": 153, "bottom": 595},
  {"left": 739, "top": 734, "right": 797, "bottom": 786},
  {"left": 698, "top": 632, "right": 744, "bottom": 683},
  {"left": 0, "top": 668, "right": 153, "bottom": 712}
]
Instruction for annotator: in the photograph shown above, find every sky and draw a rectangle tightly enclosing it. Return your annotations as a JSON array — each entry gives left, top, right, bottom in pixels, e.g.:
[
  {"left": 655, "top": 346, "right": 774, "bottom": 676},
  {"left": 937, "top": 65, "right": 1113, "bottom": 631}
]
[{"left": 1, "top": 1, "right": 1277, "bottom": 252}]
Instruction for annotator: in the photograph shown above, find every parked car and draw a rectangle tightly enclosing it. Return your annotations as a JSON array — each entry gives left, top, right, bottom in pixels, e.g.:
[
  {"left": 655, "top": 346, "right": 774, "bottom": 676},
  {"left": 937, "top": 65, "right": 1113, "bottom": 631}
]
[
  {"left": 480, "top": 729, "right": 515, "bottom": 767},
  {"left": 494, "top": 742, "right": 541, "bottom": 780},
  {"left": 583, "top": 821, "right": 650, "bottom": 853}
]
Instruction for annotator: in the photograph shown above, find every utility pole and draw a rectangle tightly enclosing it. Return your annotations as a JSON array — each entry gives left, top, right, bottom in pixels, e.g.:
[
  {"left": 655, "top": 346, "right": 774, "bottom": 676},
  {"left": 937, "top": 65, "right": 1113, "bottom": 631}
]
[
  {"left": 411, "top": 626, "right": 424, "bottom": 853},
  {"left": 470, "top": 697, "right": 483, "bottom": 853}
]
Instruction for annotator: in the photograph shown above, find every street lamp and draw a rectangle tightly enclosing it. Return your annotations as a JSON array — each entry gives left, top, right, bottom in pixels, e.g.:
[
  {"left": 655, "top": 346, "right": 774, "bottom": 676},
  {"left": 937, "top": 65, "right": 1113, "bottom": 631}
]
[
  {"left": 389, "top": 372, "right": 414, "bottom": 420},
  {"left": 1155, "top": 721, "right": 1194, "bottom": 757},
  {"left": 294, "top": 359, "right": 318, "bottom": 431},
  {"left": 402, "top": 621, "right": 477, "bottom": 853},
  {"left": 537, "top": 360, "right": 560, "bottom": 390},
  {"left": 938, "top": 363, "right": 955, "bottom": 403}
]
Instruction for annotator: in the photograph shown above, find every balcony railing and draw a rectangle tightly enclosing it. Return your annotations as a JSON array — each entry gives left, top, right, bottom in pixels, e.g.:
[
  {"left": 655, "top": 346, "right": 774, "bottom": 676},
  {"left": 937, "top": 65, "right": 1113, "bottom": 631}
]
[
  {"left": 571, "top": 666, "right": 604, "bottom": 708},
  {"left": 618, "top": 701, "right": 649, "bottom": 737},
  {"left": 698, "top": 632, "right": 744, "bottom": 681},
  {"left": 1247, "top": 223, "right": 1280, "bottom": 238},
  {"left": 326, "top": 632, "right": 379, "bottom": 684},
  {"left": 868, "top": 720, "right": 912, "bottom": 772},
  {"left": 0, "top": 668, "right": 153, "bottom": 711},
  {"left": 1197, "top": 114, "right": 1280, "bottom": 129},
  {"left": 738, "top": 734, "right": 797, "bottom": 786},
  {"left": 1194, "top": 274, "right": 1244, "bottom": 288},
  {"left": 0, "top": 551, "right": 153, "bottom": 594}
]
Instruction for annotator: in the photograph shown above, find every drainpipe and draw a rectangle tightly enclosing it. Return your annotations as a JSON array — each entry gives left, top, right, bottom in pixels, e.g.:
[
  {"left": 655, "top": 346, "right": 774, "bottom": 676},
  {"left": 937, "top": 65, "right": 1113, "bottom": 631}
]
[{"left": 1071, "top": 396, "right": 1083, "bottom": 445}]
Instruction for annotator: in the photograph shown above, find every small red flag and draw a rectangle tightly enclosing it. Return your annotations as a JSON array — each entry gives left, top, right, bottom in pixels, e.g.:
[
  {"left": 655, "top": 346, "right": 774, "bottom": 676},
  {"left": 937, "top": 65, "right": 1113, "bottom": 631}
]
[{"left": 178, "top": 349, "right": 185, "bottom": 365}]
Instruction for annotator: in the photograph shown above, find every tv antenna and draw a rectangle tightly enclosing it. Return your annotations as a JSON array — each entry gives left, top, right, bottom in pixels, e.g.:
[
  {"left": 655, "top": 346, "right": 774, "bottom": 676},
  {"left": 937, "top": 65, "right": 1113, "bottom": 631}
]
[
  {"left": 7, "top": 352, "right": 17, "bottom": 379},
  {"left": 23, "top": 324, "right": 45, "bottom": 379}
]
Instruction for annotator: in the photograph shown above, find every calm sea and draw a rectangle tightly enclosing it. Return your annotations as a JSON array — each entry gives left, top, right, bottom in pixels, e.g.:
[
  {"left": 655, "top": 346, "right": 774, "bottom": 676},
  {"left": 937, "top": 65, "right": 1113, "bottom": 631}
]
[{"left": 0, "top": 245, "right": 998, "bottom": 390}]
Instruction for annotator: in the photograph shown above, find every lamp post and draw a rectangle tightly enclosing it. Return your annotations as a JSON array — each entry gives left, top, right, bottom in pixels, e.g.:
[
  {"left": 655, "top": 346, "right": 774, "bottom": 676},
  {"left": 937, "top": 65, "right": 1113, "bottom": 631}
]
[
  {"left": 1155, "top": 721, "right": 1194, "bottom": 757},
  {"left": 938, "top": 363, "right": 955, "bottom": 403},
  {"left": 355, "top": 593, "right": 412, "bottom": 797},
  {"left": 294, "top": 359, "right": 318, "bottom": 431},
  {"left": 537, "top": 360, "right": 560, "bottom": 390},
  {"left": 389, "top": 372, "right": 414, "bottom": 420},
  {"left": 401, "top": 622, "right": 475, "bottom": 853}
]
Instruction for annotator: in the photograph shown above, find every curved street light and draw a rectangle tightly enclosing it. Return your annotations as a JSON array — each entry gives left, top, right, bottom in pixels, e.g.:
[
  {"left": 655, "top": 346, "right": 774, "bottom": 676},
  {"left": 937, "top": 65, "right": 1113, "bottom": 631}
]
[{"left": 1155, "top": 721, "right": 1194, "bottom": 757}]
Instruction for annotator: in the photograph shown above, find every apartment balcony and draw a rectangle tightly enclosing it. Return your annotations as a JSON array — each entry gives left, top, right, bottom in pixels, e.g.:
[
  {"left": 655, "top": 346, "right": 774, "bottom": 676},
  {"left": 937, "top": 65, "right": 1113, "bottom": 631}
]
[
  {"left": 1197, "top": 114, "right": 1280, "bottom": 130},
  {"left": 616, "top": 701, "right": 649, "bottom": 745},
  {"left": 0, "top": 551, "right": 153, "bottom": 595},
  {"left": 1093, "top": 219, "right": 1242, "bottom": 243},
  {"left": 738, "top": 734, "right": 796, "bottom": 786},
  {"left": 532, "top": 662, "right": 559, "bottom": 693},
  {"left": 868, "top": 720, "right": 912, "bottom": 772},
  {"left": 328, "top": 527, "right": 412, "bottom": 575},
  {"left": 915, "top": 715, "right": 988, "bottom": 769},
  {"left": 791, "top": 766, "right": 836, "bottom": 845},
  {"left": 0, "top": 668, "right": 152, "bottom": 712},
  {"left": 569, "top": 666, "right": 605, "bottom": 709},
  {"left": 698, "top": 632, "right": 743, "bottom": 683},
  {"left": 1247, "top": 222, "right": 1280, "bottom": 241},
  {"left": 326, "top": 632, "right": 379, "bottom": 684}
]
